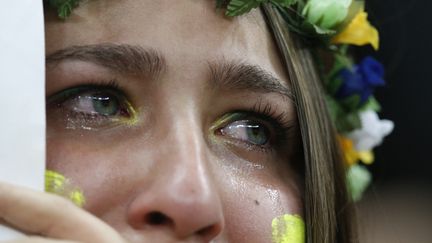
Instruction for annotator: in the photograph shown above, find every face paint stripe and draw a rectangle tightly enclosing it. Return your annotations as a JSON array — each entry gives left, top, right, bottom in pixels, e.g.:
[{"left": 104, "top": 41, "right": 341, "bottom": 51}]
[
  {"left": 45, "top": 170, "right": 86, "bottom": 207},
  {"left": 272, "top": 214, "right": 305, "bottom": 243}
]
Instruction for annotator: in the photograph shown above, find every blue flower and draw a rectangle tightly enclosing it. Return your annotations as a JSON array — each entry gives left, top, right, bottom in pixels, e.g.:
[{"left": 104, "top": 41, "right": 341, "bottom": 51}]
[{"left": 336, "top": 56, "right": 385, "bottom": 103}]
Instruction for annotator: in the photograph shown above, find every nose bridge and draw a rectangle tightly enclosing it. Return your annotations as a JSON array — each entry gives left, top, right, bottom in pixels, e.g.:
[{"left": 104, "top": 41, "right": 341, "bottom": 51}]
[
  {"left": 127, "top": 108, "right": 224, "bottom": 240},
  {"left": 160, "top": 114, "right": 214, "bottom": 204}
]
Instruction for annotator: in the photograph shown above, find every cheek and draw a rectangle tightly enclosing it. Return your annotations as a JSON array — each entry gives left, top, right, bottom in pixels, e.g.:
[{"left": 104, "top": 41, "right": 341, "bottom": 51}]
[
  {"left": 46, "top": 135, "right": 142, "bottom": 215},
  {"left": 216, "top": 166, "right": 303, "bottom": 243},
  {"left": 47, "top": 128, "right": 304, "bottom": 242}
]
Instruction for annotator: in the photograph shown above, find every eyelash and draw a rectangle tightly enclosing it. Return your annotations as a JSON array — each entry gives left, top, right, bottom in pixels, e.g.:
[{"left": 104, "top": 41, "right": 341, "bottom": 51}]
[
  {"left": 47, "top": 79, "right": 124, "bottom": 102},
  {"left": 250, "top": 99, "right": 292, "bottom": 131}
]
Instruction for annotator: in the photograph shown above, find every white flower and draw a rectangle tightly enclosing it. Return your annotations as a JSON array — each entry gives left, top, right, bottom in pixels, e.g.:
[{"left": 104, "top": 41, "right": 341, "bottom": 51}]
[{"left": 347, "top": 110, "right": 394, "bottom": 151}]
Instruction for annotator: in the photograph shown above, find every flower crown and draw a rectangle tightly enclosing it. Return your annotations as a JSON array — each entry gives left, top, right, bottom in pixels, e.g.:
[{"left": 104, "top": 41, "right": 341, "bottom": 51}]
[{"left": 46, "top": 0, "right": 394, "bottom": 201}]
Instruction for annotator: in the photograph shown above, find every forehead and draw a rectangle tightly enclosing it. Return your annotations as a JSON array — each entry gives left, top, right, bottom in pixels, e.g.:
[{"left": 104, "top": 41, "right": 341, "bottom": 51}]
[{"left": 45, "top": 0, "right": 288, "bottom": 83}]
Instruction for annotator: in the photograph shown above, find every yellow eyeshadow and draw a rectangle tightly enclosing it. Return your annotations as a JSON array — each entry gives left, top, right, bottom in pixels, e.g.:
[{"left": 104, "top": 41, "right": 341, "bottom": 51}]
[
  {"left": 272, "top": 214, "right": 305, "bottom": 243},
  {"left": 210, "top": 113, "right": 233, "bottom": 130},
  {"left": 209, "top": 113, "right": 245, "bottom": 137},
  {"left": 45, "top": 170, "right": 86, "bottom": 207},
  {"left": 120, "top": 100, "right": 139, "bottom": 126},
  {"left": 106, "top": 99, "right": 139, "bottom": 127}
]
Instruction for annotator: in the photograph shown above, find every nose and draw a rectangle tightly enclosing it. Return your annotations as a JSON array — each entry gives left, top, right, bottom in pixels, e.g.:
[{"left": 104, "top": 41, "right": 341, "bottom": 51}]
[{"left": 126, "top": 121, "right": 224, "bottom": 241}]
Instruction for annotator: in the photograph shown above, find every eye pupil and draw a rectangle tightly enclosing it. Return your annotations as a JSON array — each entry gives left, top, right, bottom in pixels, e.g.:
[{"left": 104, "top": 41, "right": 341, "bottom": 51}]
[
  {"left": 250, "top": 125, "right": 260, "bottom": 136},
  {"left": 92, "top": 93, "right": 119, "bottom": 116}
]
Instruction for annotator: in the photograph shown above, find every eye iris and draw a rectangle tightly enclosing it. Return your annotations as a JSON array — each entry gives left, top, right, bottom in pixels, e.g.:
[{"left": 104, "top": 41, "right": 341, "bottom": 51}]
[
  {"left": 246, "top": 123, "right": 269, "bottom": 145},
  {"left": 92, "top": 93, "right": 119, "bottom": 116},
  {"left": 220, "top": 119, "right": 270, "bottom": 146}
]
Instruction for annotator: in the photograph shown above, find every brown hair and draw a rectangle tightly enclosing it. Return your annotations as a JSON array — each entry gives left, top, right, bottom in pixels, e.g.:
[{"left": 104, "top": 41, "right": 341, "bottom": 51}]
[{"left": 261, "top": 5, "right": 358, "bottom": 243}]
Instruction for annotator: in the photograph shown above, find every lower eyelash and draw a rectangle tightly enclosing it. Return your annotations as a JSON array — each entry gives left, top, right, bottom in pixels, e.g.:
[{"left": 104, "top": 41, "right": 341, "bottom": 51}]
[
  {"left": 62, "top": 111, "right": 113, "bottom": 130},
  {"left": 223, "top": 136, "right": 276, "bottom": 154}
]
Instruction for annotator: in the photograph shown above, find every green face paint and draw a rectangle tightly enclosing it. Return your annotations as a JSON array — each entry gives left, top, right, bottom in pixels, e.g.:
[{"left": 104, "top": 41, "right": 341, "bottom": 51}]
[
  {"left": 45, "top": 170, "right": 86, "bottom": 207},
  {"left": 272, "top": 214, "right": 305, "bottom": 243}
]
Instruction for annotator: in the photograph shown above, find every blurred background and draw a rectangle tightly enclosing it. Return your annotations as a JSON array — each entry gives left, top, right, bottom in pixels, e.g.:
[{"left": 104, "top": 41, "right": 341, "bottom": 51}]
[{"left": 358, "top": 0, "right": 432, "bottom": 242}]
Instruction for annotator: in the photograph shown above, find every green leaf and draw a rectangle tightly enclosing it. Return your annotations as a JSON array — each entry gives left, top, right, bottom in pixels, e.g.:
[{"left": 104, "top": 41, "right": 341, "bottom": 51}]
[
  {"left": 326, "top": 96, "right": 362, "bottom": 133},
  {"left": 326, "top": 75, "right": 343, "bottom": 96},
  {"left": 276, "top": 6, "right": 308, "bottom": 35},
  {"left": 346, "top": 164, "right": 372, "bottom": 202},
  {"left": 302, "top": 0, "right": 352, "bottom": 30},
  {"left": 216, "top": 0, "right": 226, "bottom": 8},
  {"left": 340, "top": 94, "right": 361, "bottom": 111},
  {"left": 310, "top": 23, "right": 337, "bottom": 35},
  {"left": 325, "top": 53, "right": 354, "bottom": 95},
  {"left": 226, "top": 0, "right": 263, "bottom": 17},
  {"left": 300, "top": 16, "right": 336, "bottom": 36},
  {"left": 47, "top": 0, "right": 81, "bottom": 19},
  {"left": 359, "top": 96, "right": 381, "bottom": 112},
  {"left": 337, "top": 111, "right": 362, "bottom": 133},
  {"left": 276, "top": 4, "right": 338, "bottom": 39},
  {"left": 270, "top": 0, "right": 298, "bottom": 8},
  {"left": 326, "top": 96, "right": 339, "bottom": 123}
]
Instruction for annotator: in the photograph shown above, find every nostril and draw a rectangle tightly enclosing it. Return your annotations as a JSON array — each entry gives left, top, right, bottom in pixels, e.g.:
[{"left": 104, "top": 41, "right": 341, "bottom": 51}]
[
  {"left": 197, "top": 225, "right": 214, "bottom": 236},
  {"left": 196, "top": 223, "right": 222, "bottom": 240},
  {"left": 145, "top": 211, "right": 173, "bottom": 226}
]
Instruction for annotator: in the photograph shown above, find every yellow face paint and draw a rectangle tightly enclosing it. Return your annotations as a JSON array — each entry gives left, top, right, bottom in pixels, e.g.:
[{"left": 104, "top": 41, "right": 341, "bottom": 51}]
[
  {"left": 45, "top": 170, "right": 86, "bottom": 207},
  {"left": 272, "top": 214, "right": 305, "bottom": 243}
]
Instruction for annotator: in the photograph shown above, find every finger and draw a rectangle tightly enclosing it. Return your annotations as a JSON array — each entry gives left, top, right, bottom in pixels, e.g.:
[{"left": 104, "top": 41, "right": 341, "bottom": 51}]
[
  {"left": 0, "top": 182, "right": 125, "bottom": 243},
  {"left": 2, "top": 236, "right": 78, "bottom": 243}
]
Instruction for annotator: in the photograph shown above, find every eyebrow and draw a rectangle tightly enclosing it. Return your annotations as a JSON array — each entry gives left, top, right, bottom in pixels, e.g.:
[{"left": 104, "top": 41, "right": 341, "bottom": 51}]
[
  {"left": 46, "top": 43, "right": 166, "bottom": 79},
  {"left": 208, "top": 61, "right": 292, "bottom": 99},
  {"left": 46, "top": 44, "right": 292, "bottom": 100}
]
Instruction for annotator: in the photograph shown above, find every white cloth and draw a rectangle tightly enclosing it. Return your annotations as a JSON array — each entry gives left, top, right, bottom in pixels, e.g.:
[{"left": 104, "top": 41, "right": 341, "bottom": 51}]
[{"left": 0, "top": 0, "right": 45, "bottom": 239}]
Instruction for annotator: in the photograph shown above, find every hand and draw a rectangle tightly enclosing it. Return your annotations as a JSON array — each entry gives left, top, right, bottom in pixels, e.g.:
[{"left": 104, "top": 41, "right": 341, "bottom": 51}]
[{"left": 0, "top": 181, "right": 127, "bottom": 243}]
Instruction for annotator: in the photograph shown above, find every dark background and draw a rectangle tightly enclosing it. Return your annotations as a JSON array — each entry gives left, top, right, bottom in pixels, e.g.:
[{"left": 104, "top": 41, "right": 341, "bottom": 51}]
[
  {"left": 362, "top": 0, "right": 432, "bottom": 188},
  {"left": 356, "top": 2, "right": 432, "bottom": 241}
]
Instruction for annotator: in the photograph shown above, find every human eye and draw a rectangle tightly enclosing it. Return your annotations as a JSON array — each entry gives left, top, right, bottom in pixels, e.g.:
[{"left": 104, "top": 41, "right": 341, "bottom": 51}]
[
  {"left": 217, "top": 114, "right": 271, "bottom": 147},
  {"left": 214, "top": 102, "right": 293, "bottom": 153},
  {"left": 46, "top": 81, "right": 137, "bottom": 131}
]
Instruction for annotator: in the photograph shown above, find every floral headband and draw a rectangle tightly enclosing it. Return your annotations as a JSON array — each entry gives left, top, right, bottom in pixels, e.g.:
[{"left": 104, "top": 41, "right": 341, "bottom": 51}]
[{"left": 46, "top": 0, "right": 394, "bottom": 201}]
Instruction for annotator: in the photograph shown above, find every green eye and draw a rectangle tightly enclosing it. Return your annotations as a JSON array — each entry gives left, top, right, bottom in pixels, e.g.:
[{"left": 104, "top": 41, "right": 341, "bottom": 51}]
[
  {"left": 91, "top": 93, "right": 120, "bottom": 116},
  {"left": 47, "top": 85, "right": 136, "bottom": 130},
  {"left": 68, "top": 90, "right": 126, "bottom": 118},
  {"left": 220, "top": 120, "right": 270, "bottom": 146},
  {"left": 245, "top": 123, "right": 269, "bottom": 145}
]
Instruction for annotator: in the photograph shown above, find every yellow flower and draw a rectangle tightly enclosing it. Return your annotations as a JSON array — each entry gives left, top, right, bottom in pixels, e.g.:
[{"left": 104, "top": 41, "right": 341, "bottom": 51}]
[
  {"left": 357, "top": 151, "right": 374, "bottom": 165},
  {"left": 332, "top": 11, "right": 380, "bottom": 50},
  {"left": 339, "top": 136, "right": 374, "bottom": 165}
]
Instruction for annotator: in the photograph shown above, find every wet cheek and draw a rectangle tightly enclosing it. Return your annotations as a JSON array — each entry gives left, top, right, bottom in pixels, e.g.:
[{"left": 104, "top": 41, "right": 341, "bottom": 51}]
[{"left": 219, "top": 174, "right": 302, "bottom": 243}]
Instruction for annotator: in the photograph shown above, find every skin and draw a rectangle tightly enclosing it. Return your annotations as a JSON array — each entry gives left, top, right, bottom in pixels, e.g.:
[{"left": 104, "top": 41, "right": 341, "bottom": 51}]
[{"left": 0, "top": 0, "right": 303, "bottom": 242}]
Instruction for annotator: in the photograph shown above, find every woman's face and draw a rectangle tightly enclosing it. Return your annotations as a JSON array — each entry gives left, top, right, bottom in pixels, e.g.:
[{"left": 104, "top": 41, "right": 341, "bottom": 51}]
[{"left": 45, "top": 0, "right": 302, "bottom": 242}]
